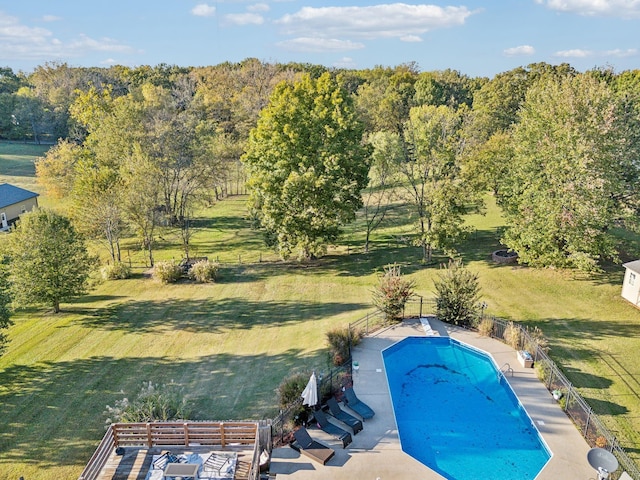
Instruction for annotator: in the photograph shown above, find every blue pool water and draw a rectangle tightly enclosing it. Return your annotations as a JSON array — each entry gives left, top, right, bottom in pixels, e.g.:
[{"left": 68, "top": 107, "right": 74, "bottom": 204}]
[{"left": 383, "top": 337, "right": 551, "bottom": 480}]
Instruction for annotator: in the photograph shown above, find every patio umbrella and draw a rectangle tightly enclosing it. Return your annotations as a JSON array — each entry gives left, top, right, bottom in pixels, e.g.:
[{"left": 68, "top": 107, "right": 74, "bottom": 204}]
[{"left": 301, "top": 372, "right": 318, "bottom": 407}]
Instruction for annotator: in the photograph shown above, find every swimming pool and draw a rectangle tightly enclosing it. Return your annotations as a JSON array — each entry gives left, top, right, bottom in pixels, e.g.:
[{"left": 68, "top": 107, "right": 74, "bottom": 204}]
[{"left": 382, "top": 337, "right": 551, "bottom": 480}]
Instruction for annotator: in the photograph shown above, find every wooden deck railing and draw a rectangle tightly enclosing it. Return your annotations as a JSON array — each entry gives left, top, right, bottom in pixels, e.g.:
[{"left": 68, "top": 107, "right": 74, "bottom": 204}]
[
  {"left": 78, "top": 427, "right": 115, "bottom": 480},
  {"left": 78, "top": 421, "right": 259, "bottom": 480},
  {"left": 112, "top": 421, "right": 258, "bottom": 448}
]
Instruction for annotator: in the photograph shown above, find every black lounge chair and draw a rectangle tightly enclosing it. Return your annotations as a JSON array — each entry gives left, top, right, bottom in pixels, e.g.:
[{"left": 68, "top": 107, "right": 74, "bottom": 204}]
[
  {"left": 326, "top": 397, "right": 363, "bottom": 434},
  {"left": 343, "top": 387, "right": 375, "bottom": 419},
  {"left": 292, "top": 427, "right": 335, "bottom": 465},
  {"left": 313, "top": 409, "right": 352, "bottom": 447}
]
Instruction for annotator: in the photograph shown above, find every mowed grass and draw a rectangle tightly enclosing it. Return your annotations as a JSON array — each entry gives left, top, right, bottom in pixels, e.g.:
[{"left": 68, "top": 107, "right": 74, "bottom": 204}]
[{"left": 1, "top": 144, "right": 640, "bottom": 479}]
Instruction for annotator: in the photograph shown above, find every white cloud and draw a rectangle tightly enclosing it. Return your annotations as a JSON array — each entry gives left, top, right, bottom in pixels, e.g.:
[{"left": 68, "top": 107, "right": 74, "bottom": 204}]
[
  {"left": 225, "top": 13, "right": 264, "bottom": 25},
  {"left": 554, "top": 48, "right": 593, "bottom": 57},
  {"left": 0, "top": 11, "right": 134, "bottom": 61},
  {"left": 277, "top": 37, "right": 365, "bottom": 52},
  {"left": 554, "top": 47, "right": 638, "bottom": 59},
  {"left": 400, "top": 35, "right": 423, "bottom": 42},
  {"left": 100, "top": 58, "right": 117, "bottom": 65},
  {"left": 503, "top": 45, "right": 535, "bottom": 56},
  {"left": 191, "top": 4, "right": 216, "bottom": 17},
  {"left": 535, "top": 0, "right": 640, "bottom": 18},
  {"left": 333, "top": 56, "right": 357, "bottom": 68},
  {"left": 69, "top": 34, "right": 134, "bottom": 53},
  {"left": 604, "top": 48, "right": 638, "bottom": 57},
  {"left": 248, "top": 3, "right": 270, "bottom": 13},
  {"left": 276, "top": 4, "right": 474, "bottom": 40},
  {"left": 42, "top": 15, "right": 61, "bottom": 22}
]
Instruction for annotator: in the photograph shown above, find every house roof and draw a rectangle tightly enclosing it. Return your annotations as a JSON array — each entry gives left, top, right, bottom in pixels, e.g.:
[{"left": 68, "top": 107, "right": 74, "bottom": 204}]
[
  {"left": 0, "top": 183, "right": 39, "bottom": 209},
  {"left": 623, "top": 260, "right": 640, "bottom": 274}
]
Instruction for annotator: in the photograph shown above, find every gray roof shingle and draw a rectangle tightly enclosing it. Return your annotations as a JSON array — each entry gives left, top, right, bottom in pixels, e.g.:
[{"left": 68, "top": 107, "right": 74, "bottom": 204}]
[
  {"left": 0, "top": 183, "right": 39, "bottom": 209},
  {"left": 623, "top": 260, "right": 640, "bottom": 274}
]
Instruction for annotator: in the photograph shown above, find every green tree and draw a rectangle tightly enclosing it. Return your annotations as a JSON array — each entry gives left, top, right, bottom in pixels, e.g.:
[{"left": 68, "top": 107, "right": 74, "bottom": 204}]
[
  {"left": 414, "top": 69, "right": 482, "bottom": 110},
  {"left": 355, "top": 64, "right": 417, "bottom": 134},
  {"left": 500, "top": 73, "right": 636, "bottom": 270},
  {"left": 433, "top": 259, "right": 481, "bottom": 328},
  {"left": 372, "top": 264, "right": 416, "bottom": 323},
  {"left": 399, "top": 104, "right": 475, "bottom": 263},
  {"left": 0, "top": 259, "right": 12, "bottom": 355},
  {"left": 243, "top": 72, "right": 371, "bottom": 260},
  {"left": 361, "top": 131, "right": 399, "bottom": 253},
  {"left": 6, "top": 209, "right": 95, "bottom": 313}
]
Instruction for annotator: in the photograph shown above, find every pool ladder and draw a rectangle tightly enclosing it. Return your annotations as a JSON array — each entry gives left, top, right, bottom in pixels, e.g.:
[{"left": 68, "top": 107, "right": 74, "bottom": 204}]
[{"left": 498, "top": 363, "right": 514, "bottom": 380}]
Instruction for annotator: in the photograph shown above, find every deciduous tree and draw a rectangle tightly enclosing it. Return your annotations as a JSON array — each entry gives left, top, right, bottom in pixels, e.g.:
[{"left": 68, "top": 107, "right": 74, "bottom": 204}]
[
  {"left": 6, "top": 209, "right": 95, "bottom": 313},
  {"left": 243, "top": 73, "right": 371, "bottom": 260},
  {"left": 399, "top": 104, "right": 475, "bottom": 263},
  {"left": 0, "top": 259, "right": 12, "bottom": 355},
  {"left": 499, "top": 73, "right": 636, "bottom": 270}
]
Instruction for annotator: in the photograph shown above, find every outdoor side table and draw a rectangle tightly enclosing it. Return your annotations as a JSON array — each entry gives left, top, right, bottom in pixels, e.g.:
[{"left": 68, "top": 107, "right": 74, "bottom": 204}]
[{"left": 163, "top": 462, "right": 199, "bottom": 479}]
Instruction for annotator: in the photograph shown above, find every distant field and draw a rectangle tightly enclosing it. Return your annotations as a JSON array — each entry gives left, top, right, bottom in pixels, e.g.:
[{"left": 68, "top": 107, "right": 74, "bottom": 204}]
[
  {"left": 0, "top": 142, "right": 55, "bottom": 209},
  {"left": 1, "top": 143, "right": 639, "bottom": 479}
]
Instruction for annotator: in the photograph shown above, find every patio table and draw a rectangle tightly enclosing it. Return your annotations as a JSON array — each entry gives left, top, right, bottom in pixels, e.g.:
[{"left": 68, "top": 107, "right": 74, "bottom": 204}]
[{"left": 163, "top": 462, "right": 199, "bottom": 479}]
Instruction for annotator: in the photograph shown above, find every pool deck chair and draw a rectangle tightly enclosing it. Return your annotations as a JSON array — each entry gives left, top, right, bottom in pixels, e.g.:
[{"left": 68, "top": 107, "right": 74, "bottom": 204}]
[
  {"left": 313, "top": 409, "right": 352, "bottom": 447},
  {"left": 326, "top": 397, "right": 363, "bottom": 434},
  {"left": 343, "top": 387, "right": 375, "bottom": 420},
  {"left": 292, "top": 427, "right": 335, "bottom": 465}
]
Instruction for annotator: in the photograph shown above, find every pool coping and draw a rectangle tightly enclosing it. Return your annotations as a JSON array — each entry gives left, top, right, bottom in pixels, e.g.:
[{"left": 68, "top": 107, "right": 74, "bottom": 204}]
[{"left": 269, "top": 317, "right": 595, "bottom": 480}]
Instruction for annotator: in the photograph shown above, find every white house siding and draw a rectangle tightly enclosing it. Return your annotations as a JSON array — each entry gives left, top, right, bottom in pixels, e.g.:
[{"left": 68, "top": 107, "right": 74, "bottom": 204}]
[{"left": 621, "top": 260, "right": 640, "bottom": 308}]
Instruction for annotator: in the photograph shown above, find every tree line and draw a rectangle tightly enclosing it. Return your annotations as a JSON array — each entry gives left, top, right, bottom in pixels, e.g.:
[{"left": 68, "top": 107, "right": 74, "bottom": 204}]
[{"left": 2, "top": 59, "right": 640, "bottom": 273}]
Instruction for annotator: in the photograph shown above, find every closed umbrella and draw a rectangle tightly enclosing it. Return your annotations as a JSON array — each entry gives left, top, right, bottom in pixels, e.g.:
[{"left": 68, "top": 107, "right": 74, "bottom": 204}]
[{"left": 301, "top": 372, "right": 318, "bottom": 407}]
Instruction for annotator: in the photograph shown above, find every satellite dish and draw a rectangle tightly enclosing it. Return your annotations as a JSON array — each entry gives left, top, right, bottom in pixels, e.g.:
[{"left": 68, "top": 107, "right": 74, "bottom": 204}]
[{"left": 587, "top": 448, "right": 619, "bottom": 480}]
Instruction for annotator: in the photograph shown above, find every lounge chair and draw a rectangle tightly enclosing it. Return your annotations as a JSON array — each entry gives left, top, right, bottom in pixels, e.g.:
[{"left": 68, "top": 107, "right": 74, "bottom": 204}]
[
  {"left": 313, "top": 409, "right": 352, "bottom": 447},
  {"left": 292, "top": 427, "right": 335, "bottom": 465},
  {"left": 203, "top": 452, "right": 236, "bottom": 476},
  {"left": 343, "top": 387, "right": 375, "bottom": 419},
  {"left": 326, "top": 397, "right": 363, "bottom": 434}
]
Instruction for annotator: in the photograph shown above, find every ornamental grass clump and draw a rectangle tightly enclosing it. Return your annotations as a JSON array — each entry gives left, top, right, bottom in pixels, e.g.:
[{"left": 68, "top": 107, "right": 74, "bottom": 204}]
[
  {"left": 503, "top": 321, "right": 522, "bottom": 350},
  {"left": 152, "top": 261, "right": 183, "bottom": 283},
  {"left": 188, "top": 259, "right": 219, "bottom": 283},
  {"left": 101, "top": 262, "right": 132, "bottom": 280},
  {"left": 104, "top": 381, "right": 191, "bottom": 424},
  {"left": 372, "top": 263, "right": 415, "bottom": 323}
]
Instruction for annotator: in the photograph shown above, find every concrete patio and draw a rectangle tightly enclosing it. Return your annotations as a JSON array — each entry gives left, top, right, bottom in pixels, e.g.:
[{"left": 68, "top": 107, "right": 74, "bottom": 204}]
[{"left": 268, "top": 317, "right": 596, "bottom": 480}]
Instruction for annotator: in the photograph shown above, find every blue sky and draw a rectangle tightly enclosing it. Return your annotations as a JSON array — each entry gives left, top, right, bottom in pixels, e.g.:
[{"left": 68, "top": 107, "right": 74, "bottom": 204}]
[{"left": 1, "top": 0, "right": 638, "bottom": 78}]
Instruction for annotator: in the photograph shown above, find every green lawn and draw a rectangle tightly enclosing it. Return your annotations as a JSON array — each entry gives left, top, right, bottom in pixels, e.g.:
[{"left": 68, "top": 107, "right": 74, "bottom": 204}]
[{"left": 1, "top": 144, "right": 640, "bottom": 479}]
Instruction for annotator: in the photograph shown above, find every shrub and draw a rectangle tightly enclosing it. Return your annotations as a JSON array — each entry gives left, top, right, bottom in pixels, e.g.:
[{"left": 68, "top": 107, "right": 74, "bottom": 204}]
[
  {"left": 152, "top": 261, "right": 183, "bottom": 283},
  {"left": 503, "top": 321, "right": 522, "bottom": 350},
  {"left": 277, "top": 372, "right": 310, "bottom": 409},
  {"left": 326, "top": 327, "right": 362, "bottom": 366},
  {"left": 104, "top": 381, "right": 191, "bottom": 424},
  {"left": 534, "top": 359, "right": 550, "bottom": 384},
  {"left": 188, "top": 259, "right": 219, "bottom": 283},
  {"left": 101, "top": 262, "right": 132, "bottom": 280},
  {"left": 433, "top": 259, "right": 481, "bottom": 327},
  {"left": 372, "top": 263, "right": 415, "bottom": 323}
]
